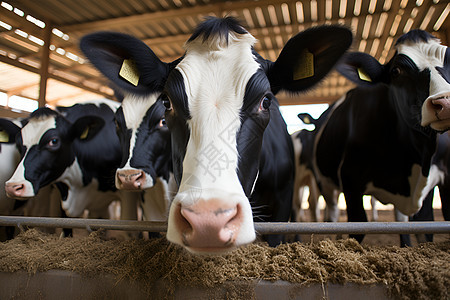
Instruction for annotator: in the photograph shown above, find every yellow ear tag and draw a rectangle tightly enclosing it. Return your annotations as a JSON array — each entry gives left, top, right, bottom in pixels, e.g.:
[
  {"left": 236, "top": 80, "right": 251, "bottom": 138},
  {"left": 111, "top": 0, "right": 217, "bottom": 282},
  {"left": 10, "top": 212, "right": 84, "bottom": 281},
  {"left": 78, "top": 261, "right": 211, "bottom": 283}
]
[
  {"left": 293, "top": 49, "right": 314, "bottom": 80},
  {"left": 0, "top": 130, "right": 9, "bottom": 142},
  {"left": 119, "top": 59, "right": 140, "bottom": 86},
  {"left": 357, "top": 68, "right": 372, "bottom": 82},
  {"left": 80, "top": 127, "right": 89, "bottom": 140},
  {"left": 303, "top": 116, "right": 311, "bottom": 124}
]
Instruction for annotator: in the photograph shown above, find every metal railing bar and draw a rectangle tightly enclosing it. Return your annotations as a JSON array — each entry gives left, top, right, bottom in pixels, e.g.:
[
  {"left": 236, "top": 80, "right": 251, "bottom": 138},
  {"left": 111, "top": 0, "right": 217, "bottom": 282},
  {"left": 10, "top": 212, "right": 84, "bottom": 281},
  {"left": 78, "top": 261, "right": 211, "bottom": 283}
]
[{"left": 0, "top": 216, "right": 449, "bottom": 235}]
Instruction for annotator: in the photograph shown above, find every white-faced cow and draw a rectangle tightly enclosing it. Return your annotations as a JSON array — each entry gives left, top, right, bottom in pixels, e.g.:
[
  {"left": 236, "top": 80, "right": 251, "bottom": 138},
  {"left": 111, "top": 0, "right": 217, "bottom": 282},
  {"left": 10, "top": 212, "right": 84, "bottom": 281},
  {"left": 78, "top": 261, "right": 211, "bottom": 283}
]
[
  {"left": 0, "top": 118, "right": 67, "bottom": 240},
  {"left": 79, "top": 32, "right": 179, "bottom": 222},
  {"left": 0, "top": 118, "right": 21, "bottom": 213},
  {"left": 313, "top": 29, "right": 450, "bottom": 242},
  {"left": 0, "top": 118, "right": 22, "bottom": 239},
  {"left": 5, "top": 100, "right": 140, "bottom": 220},
  {"left": 101, "top": 17, "right": 352, "bottom": 253}
]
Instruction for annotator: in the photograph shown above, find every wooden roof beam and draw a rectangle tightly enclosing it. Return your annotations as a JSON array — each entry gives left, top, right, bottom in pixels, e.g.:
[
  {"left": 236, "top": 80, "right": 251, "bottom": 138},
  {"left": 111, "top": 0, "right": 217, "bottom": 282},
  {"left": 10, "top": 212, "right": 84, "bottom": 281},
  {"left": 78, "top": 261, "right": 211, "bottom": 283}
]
[
  {"left": 0, "top": 54, "right": 111, "bottom": 98},
  {"left": 58, "top": 0, "right": 423, "bottom": 33}
]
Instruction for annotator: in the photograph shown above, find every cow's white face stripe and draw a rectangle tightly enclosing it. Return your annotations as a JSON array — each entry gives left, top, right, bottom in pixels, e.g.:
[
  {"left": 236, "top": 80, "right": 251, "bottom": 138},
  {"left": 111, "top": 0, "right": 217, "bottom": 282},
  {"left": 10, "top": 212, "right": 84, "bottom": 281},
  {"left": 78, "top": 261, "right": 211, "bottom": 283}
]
[
  {"left": 21, "top": 116, "right": 56, "bottom": 150},
  {"left": 120, "top": 94, "right": 158, "bottom": 169},
  {"left": 175, "top": 32, "right": 259, "bottom": 196},
  {"left": 397, "top": 40, "right": 450, "bottom": 130},
  {"left": 7, "top": 116, "right": 57, "bottom": 185},
  {"left": 397, "top": 40, "right": 449, "bottom": 98},
  {"left": 166, "top": 32, "right": 259, "bottom": 248}
]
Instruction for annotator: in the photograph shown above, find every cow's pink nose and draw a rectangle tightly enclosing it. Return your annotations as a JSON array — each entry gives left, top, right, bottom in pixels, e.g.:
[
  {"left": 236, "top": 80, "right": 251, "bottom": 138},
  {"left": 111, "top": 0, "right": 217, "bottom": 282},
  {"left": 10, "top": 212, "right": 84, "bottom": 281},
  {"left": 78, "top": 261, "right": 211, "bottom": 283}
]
[
  {"left": 116, "top": 169, "right": 144, "bottom": 190},
  {"left": 175, "top": 199, "right": 242, "bottom": 251},
  {"left": 432, "top": 96, "right": 450, "bottom": 120},
  {"left": 5, "top": 182, "right": 26, "bottom": 198}
]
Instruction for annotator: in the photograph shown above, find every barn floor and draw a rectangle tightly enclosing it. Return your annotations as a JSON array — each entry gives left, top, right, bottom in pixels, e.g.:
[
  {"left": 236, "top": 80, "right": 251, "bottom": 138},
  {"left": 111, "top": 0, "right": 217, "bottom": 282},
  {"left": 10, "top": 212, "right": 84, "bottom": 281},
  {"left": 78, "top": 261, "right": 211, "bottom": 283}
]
[{"left": 0, "top": 210, "right": 449, "bottom": 300}]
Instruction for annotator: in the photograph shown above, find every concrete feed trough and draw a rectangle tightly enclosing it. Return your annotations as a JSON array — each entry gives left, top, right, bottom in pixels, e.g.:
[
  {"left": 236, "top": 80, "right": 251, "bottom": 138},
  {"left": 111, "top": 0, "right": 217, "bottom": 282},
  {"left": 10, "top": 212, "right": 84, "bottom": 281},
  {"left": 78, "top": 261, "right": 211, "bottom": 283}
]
[{"left": 0, "top": 224, "right": 448, "bottom": 300}]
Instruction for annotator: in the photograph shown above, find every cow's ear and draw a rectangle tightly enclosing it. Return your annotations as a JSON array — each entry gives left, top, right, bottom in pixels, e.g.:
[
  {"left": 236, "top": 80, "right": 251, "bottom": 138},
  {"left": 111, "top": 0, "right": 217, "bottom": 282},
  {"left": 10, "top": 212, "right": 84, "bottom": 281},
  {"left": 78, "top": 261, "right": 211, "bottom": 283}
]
[
  {"left": 336, "top": 52, "right": 386, "bottom": 85},
  {"left": 268, "top": 25, "right": 353, "bottom": 94},
  {"left": 80, "top": 32, "right": 171, "bottom": 96},
  {"left": 70, "top": 116, "right": 105, "bottom": 142},
  {"left": 297, "top": 113, "right": 316, "bottom": 126},
  {"left": 0, "top": 118, "right": 21, "bottom": 143}
]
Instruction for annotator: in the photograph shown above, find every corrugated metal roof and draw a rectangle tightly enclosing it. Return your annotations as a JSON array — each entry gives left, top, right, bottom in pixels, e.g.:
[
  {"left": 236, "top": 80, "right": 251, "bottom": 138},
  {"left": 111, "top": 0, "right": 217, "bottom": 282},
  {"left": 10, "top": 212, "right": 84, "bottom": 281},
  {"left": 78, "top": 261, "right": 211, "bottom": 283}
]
[{"left": 0, "top": 0, "right": 449, "bottom": 112}]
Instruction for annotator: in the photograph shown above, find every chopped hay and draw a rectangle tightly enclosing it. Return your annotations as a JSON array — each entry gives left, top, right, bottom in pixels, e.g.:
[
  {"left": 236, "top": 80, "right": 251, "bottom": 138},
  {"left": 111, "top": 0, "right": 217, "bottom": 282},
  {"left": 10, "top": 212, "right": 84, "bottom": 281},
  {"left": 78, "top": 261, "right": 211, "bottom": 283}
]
[{"left": 0, "top": 229, "right": 448, "bottom": 299}]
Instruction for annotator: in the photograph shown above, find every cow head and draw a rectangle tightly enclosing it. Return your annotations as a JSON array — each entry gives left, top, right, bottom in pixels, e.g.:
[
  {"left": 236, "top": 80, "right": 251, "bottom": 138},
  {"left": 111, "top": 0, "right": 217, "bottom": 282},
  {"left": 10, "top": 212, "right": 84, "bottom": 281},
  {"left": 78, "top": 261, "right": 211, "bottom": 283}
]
[
  {"left": 337, "top": 29, "right": 450, "bottom": 132},
  {"left": 80, "top": 32, "right": 175, "bottom": 191},
  {"left": 0, "top": 118, "right": 22, "bottom": 207},
  {"left": 82, "top": 18, "right": 351, "bottom": 253},
  {"left": 160, "top": 17, "right": 352, "bottom": 253},
  {"left": 5, "top": 107, "right": 104, "bottom": 200}
]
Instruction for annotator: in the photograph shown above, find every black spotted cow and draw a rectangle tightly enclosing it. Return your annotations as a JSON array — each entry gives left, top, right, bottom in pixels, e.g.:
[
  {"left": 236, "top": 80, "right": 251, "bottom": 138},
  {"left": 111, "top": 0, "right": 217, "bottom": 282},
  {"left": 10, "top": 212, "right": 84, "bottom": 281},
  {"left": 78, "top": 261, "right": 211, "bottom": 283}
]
[
  {"left": 291, "top": 111, "right": 338, "bottom": 224},
  {"left": 292, "top": 111, "right": 379, "bottom": 224},
  {"left": 433, "top": 132, "right": 450, "bottom": 221},
  {"left": 313, "top": 29, "right": 450, "bottom": 243},
  {"left": 99, "top": 17, "right": 352, "bottom": 253},
  {"left": 0, "top": 118, "right": 22, "bottom": 239},
  {"left": 80, "top": 32, "right": 178, "bottom": 222},
  {"left": 5, "top": 100, "right": 141, "bottom": 220},
  {"left": 0, "top": 118, "right": 65, "bottom": 240},
  {"left": 164, "top": 18, "right": 351, "bottom": 253},
  {"left": 292, "top": 109, "right": 360, "bottom": 224},
  {"left": 0, "top": 118, "right": 21, "bottom": 215}
]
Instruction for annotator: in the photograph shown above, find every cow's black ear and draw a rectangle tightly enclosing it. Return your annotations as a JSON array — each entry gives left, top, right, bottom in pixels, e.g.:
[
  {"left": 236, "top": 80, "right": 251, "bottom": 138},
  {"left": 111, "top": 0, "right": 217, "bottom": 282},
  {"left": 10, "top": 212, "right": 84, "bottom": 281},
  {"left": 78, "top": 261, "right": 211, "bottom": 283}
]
[
  {"left": 0, "top": 118, "right": 21, "bottom": 143},
  {"left": 268, "top": 25, "right": 353, "bottom": 95},
  {"left": 70, "top": 116, "right": 105, "bottom": 142},
  {"left": 297, "top": 113, "right": 316, "bottom": 125},
  {"left": 336, "top": 52, "right": 386, "bottom": 86},
  {"left": 80, "top": 32, "right": 171, "bottom": 96}
]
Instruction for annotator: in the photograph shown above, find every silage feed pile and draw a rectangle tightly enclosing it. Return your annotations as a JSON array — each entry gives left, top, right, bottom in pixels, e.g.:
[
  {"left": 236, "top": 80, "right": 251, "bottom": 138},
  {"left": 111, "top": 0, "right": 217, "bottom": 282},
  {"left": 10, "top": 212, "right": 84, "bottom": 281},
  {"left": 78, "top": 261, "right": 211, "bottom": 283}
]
[{"left": 0, "top": 229, "right": 448, "bottom": 300}]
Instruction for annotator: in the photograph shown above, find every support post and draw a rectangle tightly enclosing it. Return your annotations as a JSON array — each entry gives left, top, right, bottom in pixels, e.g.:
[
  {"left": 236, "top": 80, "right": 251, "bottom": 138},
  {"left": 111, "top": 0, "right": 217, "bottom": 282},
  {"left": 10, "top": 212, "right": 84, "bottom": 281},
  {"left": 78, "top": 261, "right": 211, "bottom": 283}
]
[{"left": 38, "top": 20, "right": 52, "bottom": 107}]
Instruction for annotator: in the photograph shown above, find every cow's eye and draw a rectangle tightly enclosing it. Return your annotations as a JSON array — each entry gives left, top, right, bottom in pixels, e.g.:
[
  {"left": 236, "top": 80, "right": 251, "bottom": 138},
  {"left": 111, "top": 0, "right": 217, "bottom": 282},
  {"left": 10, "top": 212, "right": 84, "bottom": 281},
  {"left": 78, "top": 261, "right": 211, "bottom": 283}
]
[
  {"left": 47, "top": 137, "right": 59, "bottom": 149},
  {"left": 161, "top": 94, "right": 172, "bottom": 111},
  {"left": 259, "top": 95, "right": 272, "bottom": 112},
  {"left": 158, "top": 118, "right": 166, "bottom": 128},
  {"left": 391, "top": 67, "right": 401, "bottom": 78}
]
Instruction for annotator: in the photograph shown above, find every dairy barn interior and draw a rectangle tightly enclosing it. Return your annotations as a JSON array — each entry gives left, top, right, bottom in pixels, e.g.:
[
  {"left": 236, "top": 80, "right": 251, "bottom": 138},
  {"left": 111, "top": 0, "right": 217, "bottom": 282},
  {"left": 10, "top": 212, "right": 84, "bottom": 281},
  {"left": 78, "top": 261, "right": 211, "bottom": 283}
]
[{"left": 0, "top": 1, "right": 449, "bottom": 299}]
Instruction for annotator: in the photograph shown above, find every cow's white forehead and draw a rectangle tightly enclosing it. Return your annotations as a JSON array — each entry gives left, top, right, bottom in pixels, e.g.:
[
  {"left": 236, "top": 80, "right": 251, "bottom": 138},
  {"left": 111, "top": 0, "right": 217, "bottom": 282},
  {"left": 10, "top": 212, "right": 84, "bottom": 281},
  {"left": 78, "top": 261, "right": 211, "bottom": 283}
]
[
  {"left": 121, "top": 94, "right": 159, "bottom": 130},
  {"left": 22, "top": 116, "right": 57, "bottom": 149},
  {"left": 175, "top": 31, "right": 260, "bottom": 189},
  {"left": 177, "top": 32, "right": 260, "bottom": 145},
  {"left": 396, "top": 39, "right": 446, "bottom": 71}
]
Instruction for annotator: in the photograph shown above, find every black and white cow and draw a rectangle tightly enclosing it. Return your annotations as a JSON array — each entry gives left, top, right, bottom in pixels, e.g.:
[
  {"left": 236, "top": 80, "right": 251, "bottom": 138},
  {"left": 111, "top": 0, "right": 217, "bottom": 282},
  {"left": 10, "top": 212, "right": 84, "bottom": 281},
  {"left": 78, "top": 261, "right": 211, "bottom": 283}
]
[
  {"left": 291, "top": 112, "right": 336, "bottom": 223},
  {"left": 5, "top": 100, "right": 140, "bottom": 220},
  {"left": 433, "top": 132, "right": 450, "bottom": 221},
  {"left": 0, "top": 118, "right": 22, "bottom": 239},
  {"left": 0, "top": 118, "right": 67, "bottom": 240},
  {"left": 313, "top": 29, "right": 450, "bottom": 242},
  {"left": 99, "top": 17, "right": 352, "bottom": 253},
  {"left": 292, "top": 111, "right": 380, "bottom": 224},
  {"left": 80, "top": 32, "right": 178, "bottom": 222},
  {"left": 163, "top": 18, "right": 351, "bottom": 253},
  {"left": 0, "top": 118, "right": 21, "bottom": 214}
]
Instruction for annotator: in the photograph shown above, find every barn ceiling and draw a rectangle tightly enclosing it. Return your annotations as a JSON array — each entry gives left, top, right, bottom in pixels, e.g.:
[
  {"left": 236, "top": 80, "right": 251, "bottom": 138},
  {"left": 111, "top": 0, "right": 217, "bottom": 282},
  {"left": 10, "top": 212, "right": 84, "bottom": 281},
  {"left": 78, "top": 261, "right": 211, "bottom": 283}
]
[{"left": 0, "top": 0, "right": 449, "bottom": 111}]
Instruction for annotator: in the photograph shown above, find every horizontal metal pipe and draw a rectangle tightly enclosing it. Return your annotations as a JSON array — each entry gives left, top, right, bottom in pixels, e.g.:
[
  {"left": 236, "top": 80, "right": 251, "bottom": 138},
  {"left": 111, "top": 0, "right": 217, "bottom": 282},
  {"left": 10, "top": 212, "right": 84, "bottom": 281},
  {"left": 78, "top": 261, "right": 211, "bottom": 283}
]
[{"left": 0, "top": 216, "right": 449, "bottom": 235}]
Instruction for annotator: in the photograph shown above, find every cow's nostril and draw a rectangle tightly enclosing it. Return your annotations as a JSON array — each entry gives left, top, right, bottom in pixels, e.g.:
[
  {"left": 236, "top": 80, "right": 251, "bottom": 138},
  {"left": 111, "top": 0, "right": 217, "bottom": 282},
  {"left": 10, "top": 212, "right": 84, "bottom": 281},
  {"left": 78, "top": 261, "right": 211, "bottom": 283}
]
[
  {"left": 118, "top": 172, "right": 142, "bottom": 182},
  {"left": 14, "top": 184, "right": 23, "bottom": 191},
  {"left": 5, "top": 182, "right": 26, "bottom": 198},
  {"left": 177, "top": 201, "right": 241, "bottom": 249}
]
